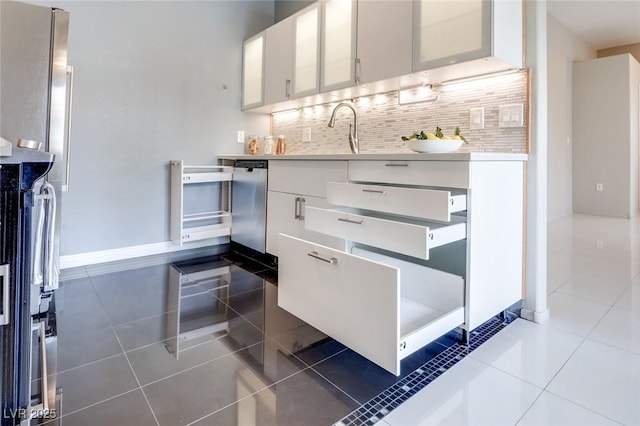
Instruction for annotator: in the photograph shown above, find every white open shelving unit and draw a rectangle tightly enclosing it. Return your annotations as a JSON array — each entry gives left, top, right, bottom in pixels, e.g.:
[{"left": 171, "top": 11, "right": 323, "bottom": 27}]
[{"left": 170, "top": 160, "right": 233, "bottom": 245}]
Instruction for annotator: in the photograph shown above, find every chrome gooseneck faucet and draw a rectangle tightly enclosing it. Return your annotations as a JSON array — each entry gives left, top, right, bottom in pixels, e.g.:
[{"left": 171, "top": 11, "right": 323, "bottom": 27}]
[{"left": 328, "top": 102, "right": 359, "bottom": 154}]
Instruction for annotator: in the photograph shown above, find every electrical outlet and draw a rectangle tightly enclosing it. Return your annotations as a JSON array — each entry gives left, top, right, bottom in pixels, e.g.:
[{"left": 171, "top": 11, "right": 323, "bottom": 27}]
[
  {"left": 237, "top": 130, "right": 245, "bottom": 143},
  {"left": 470, "top": 107, "right": 485, "bottom": 130},
  {"left": 499, "top": 104, "right": 524, "bottom": 128},
  {"left": 596, "top": 183, "right": 604, "bottom": 192},
  {"left": 302, "top": 128, "right": 311, "bottom": 142}
]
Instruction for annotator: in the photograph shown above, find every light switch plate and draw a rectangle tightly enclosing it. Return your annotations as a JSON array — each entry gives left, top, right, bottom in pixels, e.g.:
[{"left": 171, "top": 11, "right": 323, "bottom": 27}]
[
  {"left": 470, "top": 107, "right": 485, "bottom": 130},
  {"left": 499, "top": 104, "right": 524, "bottom": 128},
  {"left": 302, "top": 128, "right": 311, "bottom": 142},
  {"left": 237, "top": 130, "right": 245, "bottom": 143}
]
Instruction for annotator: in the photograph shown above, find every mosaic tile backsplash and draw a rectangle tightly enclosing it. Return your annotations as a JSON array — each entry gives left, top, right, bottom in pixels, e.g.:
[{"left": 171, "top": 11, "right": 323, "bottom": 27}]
[{"left": 271, "top": 71, "right": 527, "bottom": 154}]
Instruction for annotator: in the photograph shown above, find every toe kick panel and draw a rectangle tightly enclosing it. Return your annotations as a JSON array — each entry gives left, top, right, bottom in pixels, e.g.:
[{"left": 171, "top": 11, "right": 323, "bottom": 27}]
[{"left": 278, "top": 234, "right": 464, "bottom": 376}]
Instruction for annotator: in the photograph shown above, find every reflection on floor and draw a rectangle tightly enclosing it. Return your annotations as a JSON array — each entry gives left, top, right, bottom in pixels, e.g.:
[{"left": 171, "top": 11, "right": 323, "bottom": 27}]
[{"left": 45, "top": 247, "right": 473, "bottom": 426}]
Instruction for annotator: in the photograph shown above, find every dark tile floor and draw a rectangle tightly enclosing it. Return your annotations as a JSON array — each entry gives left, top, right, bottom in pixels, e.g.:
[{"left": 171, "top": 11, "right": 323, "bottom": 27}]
[{"left": 43, "top": 248, "right": 456, "bottom": 426}]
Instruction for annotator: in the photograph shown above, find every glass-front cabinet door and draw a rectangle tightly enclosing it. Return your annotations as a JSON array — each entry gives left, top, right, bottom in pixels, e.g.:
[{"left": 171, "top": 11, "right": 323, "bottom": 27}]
[
  {"left": 242, "top": 32, "right": 265, "bottom": 110},
  {"left": 264, "top": 15, "right": 294, "bottom": 105},
  {"left": 321, "top": 0, "right": 357, "bottom": 92},
  {"left": 292, "top": 3, "right": 321, "bottom": 98},
  {"left": 413, "top": 0, "right": 491, "bottom": 72}
]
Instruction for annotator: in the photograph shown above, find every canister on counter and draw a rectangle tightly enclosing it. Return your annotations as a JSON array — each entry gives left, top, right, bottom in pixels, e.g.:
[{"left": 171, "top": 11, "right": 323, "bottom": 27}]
[
  {"left": 246, "top": 135, "right": 260, "bottom": 155},
  {"left": 275, "top": 135, "right": 286, "bottom": 155},
  {"left": 263, "top": 135, "right": 274, "bottom": 155}
]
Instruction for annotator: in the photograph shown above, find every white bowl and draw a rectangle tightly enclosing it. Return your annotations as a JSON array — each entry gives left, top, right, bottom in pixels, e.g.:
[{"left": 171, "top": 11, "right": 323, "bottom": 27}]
[{"left": 406, "top": 139, "right": 464, "bottom": 153}]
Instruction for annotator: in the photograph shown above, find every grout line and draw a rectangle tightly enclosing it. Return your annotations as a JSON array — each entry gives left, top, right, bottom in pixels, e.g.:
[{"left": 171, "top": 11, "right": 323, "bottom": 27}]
[
  {"left": 52, "top": 350, "right": 123, "bottom": 377},
  {"left": 114, "top": 327, "right": 161, "bottom": 426},
  {"left": 139, "top": 340, "right": 266, "bottom": 388},
  {"left": 48, "top": 388, "right": 141, "bottom": 422}
]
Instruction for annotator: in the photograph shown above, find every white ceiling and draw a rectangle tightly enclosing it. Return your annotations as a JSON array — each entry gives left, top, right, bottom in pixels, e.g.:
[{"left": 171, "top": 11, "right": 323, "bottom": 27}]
[{"left": 547, "top": 0, "right": 640, "bottom": 50}]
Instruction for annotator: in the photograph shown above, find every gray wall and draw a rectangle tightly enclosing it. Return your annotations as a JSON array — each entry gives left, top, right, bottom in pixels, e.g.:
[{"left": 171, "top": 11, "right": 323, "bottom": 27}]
[
  {"left": 31, "top": 1, "right": 273, "bottom": 256},
  {"left": 572, "top": 54, "right": 640, "bottom": 218},
  {"left": 546, "top": 14, "right": 596, "bottom": 221},
  {"left": 274, "top": 0, "right": 313, "bottom": 22}
]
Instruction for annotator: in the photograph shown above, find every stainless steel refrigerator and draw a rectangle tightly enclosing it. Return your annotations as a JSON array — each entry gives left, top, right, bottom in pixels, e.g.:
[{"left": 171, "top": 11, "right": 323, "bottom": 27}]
[
  {"left": 0, "top": 1, "right": 71, "bottom": 424},
  {"left": 1, "top": 0, "right": 72, "bottom": 297}
]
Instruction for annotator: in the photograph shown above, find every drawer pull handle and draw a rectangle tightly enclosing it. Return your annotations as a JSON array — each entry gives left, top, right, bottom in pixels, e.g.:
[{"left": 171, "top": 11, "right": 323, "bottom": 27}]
[
  {"left": 385, "top": 163, "right": 409, "bottom": 167},
  {"left": 294, "top": 197, "right": 301, "bottom": 220},
  {"left": 307, "top": 251, "right": 338, "bottom": 264},
  {"left": 338, "top": 217, "right": 363, "bottom": 225},
  {"left": 362, "top": 189, "right": 386, "bottom": 194}
]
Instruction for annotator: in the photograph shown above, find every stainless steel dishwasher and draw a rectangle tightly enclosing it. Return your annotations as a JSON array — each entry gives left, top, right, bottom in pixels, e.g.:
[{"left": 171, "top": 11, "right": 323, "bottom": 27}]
[{"left": 231, "top": 160, "right": 274, "bottom": 266}]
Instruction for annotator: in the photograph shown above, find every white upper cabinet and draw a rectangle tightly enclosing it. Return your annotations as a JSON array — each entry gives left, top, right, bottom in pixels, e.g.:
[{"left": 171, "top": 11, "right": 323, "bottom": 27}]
[
  {"left": 264, "top": 15, "right": 294, "bottom": 105},
  {"left": 320, "top": 0, "right": 357, "bottom": 92},
  {"left": 244, "top": 0, "right": 522, "bottom": 111},
  {"left": 292, "top": 3, "right": 322, "bottom": 98},
  {"left": 356, "top": 0, "right": 413, "bottom": 85},
  {"left": 241, "top": 32, "right": 265, "bottom": 110},
  {"left": 413, "top": 0, "right": 522, "bottom": 76}
]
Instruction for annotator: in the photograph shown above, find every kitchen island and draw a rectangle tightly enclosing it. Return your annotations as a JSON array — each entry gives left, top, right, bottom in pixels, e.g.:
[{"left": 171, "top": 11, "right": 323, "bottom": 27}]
[{"left": 220, "top": 153, "right": 527, "bottom": 375}]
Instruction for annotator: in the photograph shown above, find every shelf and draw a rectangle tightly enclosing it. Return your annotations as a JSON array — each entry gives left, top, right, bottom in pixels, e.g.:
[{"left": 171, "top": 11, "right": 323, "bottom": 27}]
[
  {"left": 183, "top": 211, "right": 230, "bottom": 223},
  {"left": 171, "top": 160, "right": 232, "bottom": 246},
  {"left": 181, "top": 223, "right": 230, "bottom": 242},
  {"left": 183, "top": 170, "right": 233, "bottom": 184}
]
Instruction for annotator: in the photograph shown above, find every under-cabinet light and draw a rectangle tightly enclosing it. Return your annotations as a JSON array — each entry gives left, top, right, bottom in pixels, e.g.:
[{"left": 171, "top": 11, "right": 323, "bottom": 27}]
[{"left": 398, "top": 84, "right": 439, "bottom": 105}]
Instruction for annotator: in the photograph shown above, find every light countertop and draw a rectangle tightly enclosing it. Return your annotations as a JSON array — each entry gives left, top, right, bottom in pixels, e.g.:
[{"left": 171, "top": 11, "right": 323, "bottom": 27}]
[{"left": 218, "top": 152, "right": 528, "bottom": 162}]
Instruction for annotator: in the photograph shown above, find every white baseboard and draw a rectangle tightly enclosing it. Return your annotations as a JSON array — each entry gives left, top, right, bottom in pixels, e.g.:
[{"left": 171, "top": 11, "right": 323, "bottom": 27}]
[
  {"left": 60, "top": 237, "right": 229, "bottom": 269},
  {"left": 520, "top": 307, "right": 550, "bottom": 324}
]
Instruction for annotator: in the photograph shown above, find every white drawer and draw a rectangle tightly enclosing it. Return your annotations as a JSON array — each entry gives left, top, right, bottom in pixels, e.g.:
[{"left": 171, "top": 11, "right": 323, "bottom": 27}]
[
  {"left": 268, "top": 160, "right": 347, "bottom": 197},
  {"left": 327, "top": 182, "right": 467, "bottom": 222},
  {"left": 304, "top": 206, "right": 466, "bottom": 259},
  {"left": 278, "top": 234, "right": 464, "bottom": 376},
  {"left": 349, "top": 160, "right": 470, "bottom": 189}
]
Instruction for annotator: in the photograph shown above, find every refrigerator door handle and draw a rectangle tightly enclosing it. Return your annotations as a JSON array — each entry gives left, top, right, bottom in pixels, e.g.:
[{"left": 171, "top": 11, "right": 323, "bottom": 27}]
[
  {"left": 63, "top": 64, "right": 74, "bottom": 192},
  {"left": 0, "top": 264, "right": 10, "bottom": 325}
]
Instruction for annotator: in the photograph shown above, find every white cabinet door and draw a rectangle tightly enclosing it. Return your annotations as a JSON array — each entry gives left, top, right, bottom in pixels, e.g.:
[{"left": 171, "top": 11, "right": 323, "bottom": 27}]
[
  {"left": 266, "top": 191, "right": 344, "bottom": 257},
  {"left": 266, "top": 191, "right": 300, "bottom": 257},
  {"left": 413, "top": 0, "right": 490, "bottom": 72},
  {"left": 412, "top": 0, "right": 522, "bottom": 75},
  {"left": 320, "top": 0, "right": 357, "bottom": 92},
  {"left": 265, "top": 15, "right": 294, "bottom": 105},
  {"left": 292, "top": 2, "right": 321, "bottom": 98},
  {"left": 242, "top": 32, "right": 265, "bottom": 110},
  {"left": 356, "top": 0, "right": 413, "bottom": 85}
]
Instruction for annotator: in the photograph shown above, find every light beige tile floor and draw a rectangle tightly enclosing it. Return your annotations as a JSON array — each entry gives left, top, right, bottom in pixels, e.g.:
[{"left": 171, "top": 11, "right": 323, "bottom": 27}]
[{"left": 385, "top": 214, "right": 640, "bottom": 425}]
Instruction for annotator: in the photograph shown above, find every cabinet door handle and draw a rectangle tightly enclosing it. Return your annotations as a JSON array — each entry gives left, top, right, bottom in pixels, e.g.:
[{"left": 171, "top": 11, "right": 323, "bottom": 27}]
[
  {"left": 299, "top": 197, "right": 306, "bottom": 220},
  {"left": 384, "top": 163, "right": 409, "bottom": 167},
  {"left": 362, "top": 189, "right": 386, "bottom": 194},
  {"left": 337, "top": 217, "right": 363, "bottom": 225},
  {"left": 307, "top": 251, "right": 338, "bottom": 264},
  {"left": 285, "top": 79, "right": 291, "bottom": 98},
  {"left": 294, "top": 197, "right": 300, "bottom": 219},
  {"left": 355, "top": 57, "right": 361, "bottom": 84}
]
